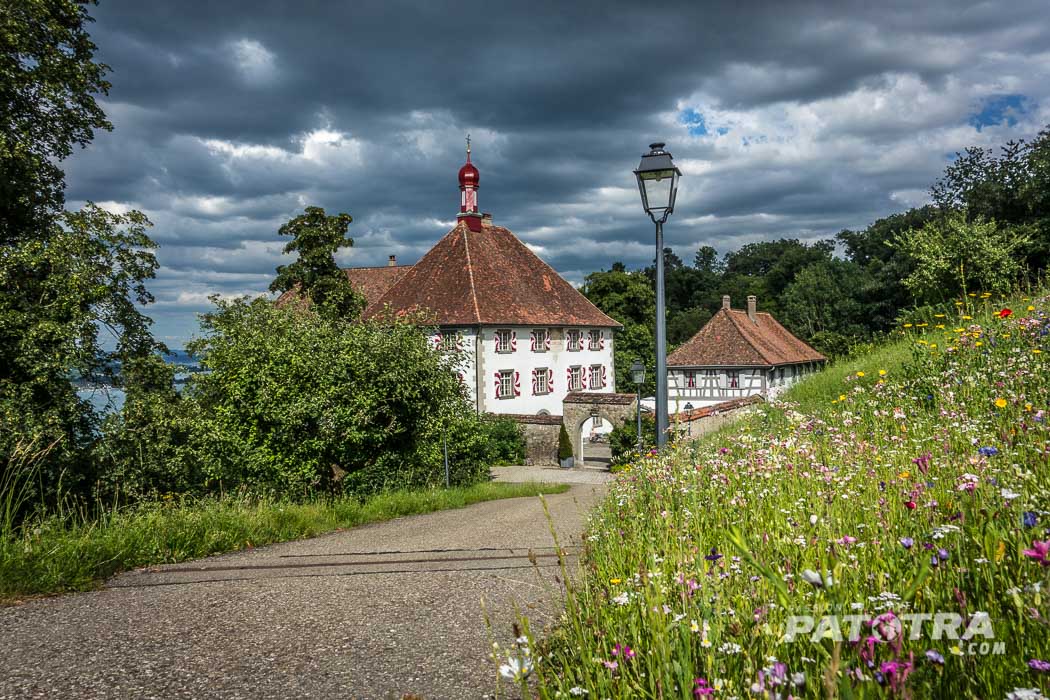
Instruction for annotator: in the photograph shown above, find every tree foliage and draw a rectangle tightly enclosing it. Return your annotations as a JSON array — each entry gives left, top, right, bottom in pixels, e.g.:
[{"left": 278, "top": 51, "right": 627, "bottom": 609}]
[
  {"left": 0, "top": 0, "right": 111, "bottom": 242},
  {"left": 269, "top": 206, "right": 364, "bottom": 321}
]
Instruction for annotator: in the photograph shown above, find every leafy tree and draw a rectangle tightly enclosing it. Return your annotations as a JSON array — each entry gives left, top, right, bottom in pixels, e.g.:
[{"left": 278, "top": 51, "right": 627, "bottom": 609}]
[
  {"left": 0, "top": 205, "right": 162, "bottom": 503},
  {"left": 893, "top": 212, "right": 1028, "bottom": 304},
  {"left": 779, "top": 260, "right": 871, "bottom": 355},
  {"left": 693, "top": 245, "right": 721, "bottom": 274},
  {"left": 580, "top": 268, "right": 657, "bottom": 394},
  {"left": 1, "top": 0, "right": 112, "bottom": 243},
  {"left": 269, "top": 206, "right": 364, "bottom": 320},
  {"left": 185, "top": 298, "right": 491, "bottom": 496},
  {"left": 667, "top": 307, "right": 711, "bottom": 346}
]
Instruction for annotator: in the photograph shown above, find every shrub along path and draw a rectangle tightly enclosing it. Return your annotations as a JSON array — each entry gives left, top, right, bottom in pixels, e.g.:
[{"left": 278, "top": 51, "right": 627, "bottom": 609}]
[{"left": 0, "top": 483, "right": 606, "bottom": 698}]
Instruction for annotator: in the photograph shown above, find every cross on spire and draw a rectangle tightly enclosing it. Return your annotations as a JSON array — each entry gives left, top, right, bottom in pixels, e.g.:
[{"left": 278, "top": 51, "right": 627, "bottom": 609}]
[{"left": 466, "top": 133, "right": 471, "bottom": 162}]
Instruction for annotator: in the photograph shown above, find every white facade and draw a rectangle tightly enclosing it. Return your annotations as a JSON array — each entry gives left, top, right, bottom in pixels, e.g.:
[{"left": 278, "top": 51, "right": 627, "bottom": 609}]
[
  {"left": 432, "top": 325, "right": 616, "bottom": 415},
  {"left": 668, "top": 362, "right": 821, "bottom": 410}
]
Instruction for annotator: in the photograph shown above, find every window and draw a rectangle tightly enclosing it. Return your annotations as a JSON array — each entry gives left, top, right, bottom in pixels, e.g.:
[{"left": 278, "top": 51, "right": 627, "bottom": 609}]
[
  {"left": 566, "top": 329, "right": 581, "bottom": 352},
  {"left": 590, "top": 364, "right": 604, "bottom": 389},
  {"left": 569, "top": 365, "right": 583, "bottom": 391},
  {"left": 727, "top": 370, "right": 740, "bottom": 389},
  {"left": 495, "top": 329, "right": 512, "bottom": 353},
  {"left": 588, "top": 329, "right": 602, "bottom": 350},
  {"left": 440, "top": 330, "right": 460, "bottom": 352},
  {"left": 533, "top": 367, "right": 550, "bottom": 395},
  {"left": 498, "top": 369, "right": 514, "bottom": 399},
  {"left": 685, "top": 370, "right": 696, "bottom": 388},
  {"left": 530, "top": 328, "right": 549, "bottom": 353}
]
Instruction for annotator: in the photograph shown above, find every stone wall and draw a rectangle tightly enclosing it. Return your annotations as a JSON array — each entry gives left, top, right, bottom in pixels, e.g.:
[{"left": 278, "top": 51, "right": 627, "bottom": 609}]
[
  {"left": 674, "top": 395, "right": 763, "bottom": 441},
  {"left": 504, "top": 414, "right": 562, "bottom": 466}
]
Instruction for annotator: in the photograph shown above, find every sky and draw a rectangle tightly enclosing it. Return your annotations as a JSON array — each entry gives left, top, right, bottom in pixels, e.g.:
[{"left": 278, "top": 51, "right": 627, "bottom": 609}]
[{"left": 63, "top": 0, "right": 1050, "bottom": 346}]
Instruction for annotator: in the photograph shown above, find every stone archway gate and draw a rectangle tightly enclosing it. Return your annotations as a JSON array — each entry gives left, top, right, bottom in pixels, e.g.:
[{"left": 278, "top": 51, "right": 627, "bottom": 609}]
[{"left": 563, "top": 392, "right": 638, "bottom": 467}]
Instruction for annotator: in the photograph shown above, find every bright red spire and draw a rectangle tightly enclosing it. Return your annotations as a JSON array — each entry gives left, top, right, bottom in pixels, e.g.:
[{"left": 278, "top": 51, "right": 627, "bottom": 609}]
[{"left": 458, "top": 134, "right": 482, "bottom": 230}]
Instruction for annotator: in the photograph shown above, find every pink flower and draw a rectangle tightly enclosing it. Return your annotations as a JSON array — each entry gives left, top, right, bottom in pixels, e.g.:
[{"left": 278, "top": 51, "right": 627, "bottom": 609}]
[{"left": 1023, "top": 540, "right": 1050, "bottom": 566}]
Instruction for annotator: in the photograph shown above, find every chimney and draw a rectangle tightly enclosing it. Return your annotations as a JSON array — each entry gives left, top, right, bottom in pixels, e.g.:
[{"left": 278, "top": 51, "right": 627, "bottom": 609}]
[
  {"left": 747, "top": 295, "right": 757, "bottom": 322},
  {"left": 722, "top": 295, "right": 731, "bottom": 310},
  {"left": 388, "top": 255, "right": 396, "bottom": 267}
]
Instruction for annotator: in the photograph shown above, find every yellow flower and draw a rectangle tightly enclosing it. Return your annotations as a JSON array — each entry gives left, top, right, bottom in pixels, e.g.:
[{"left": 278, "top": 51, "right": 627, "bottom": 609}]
[
  {"left": 878, "top": 369, "right": 887, "bottom": 376},
  {"left": 935, "top": 324, "right": 945, "bottom": 329},
  {"left": 610, "top": 578, "right": 622, "bottom": 585},
  {"left": 1026, "top": 403, "right": 1034, "bottom": 411},
  {"left": 930, "top": 343, "right": 937, "bottom": 349},
  {"left": 1028, "top": 305, "right": 1036, "bottom": 312},
  {"left": 1035, "top": 349, "right": 1043, "bottom": 355},
  {"left": 934, "top": 313, "right": 946, "bottom": 318},
  {"left": 898, "top": 471, "right": 910, "bottom": 479},
  {"left": 950, "top": 645, "right": 964, "bottom": 656},
  {"left": 980, "top": 292, "right": 991, "bottom": 298},
  {"left": 903, "top": 323, "right": 913, "bottom": 328},
  {"left": 975, "top": 341, "right": 983, "bottom": 347},
  {"left": 700, "top": 637, "right": 712, "bottom": 648},
  {"left": 690, "top": 619, "right": 701, "bottom": 633},
  {"left": 955, "top": 301, "right": 964, "bottom": 305},
  {"left": 995, "top": 398, "right": 1008, "bottom": 408},
  {"left": 856, "top": 371, "right": 865, "bottom": 377},
  {"left": 838, "top": 394, "right": 846, "bottom": 402},
  {"left": 968, "top": 293, "right": 977, "bottom": 297},
  {"left": 962, "top": 315, "right": 973, "bottom": 320},
  {"left": 917, "top": 323, "right": 928, "bottom": 327}
]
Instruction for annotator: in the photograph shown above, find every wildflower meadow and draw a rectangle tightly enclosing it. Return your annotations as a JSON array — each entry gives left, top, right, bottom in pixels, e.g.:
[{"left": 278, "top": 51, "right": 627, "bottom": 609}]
[{"left": 513, "top": 293, "right": 1050, "bottom": 699}]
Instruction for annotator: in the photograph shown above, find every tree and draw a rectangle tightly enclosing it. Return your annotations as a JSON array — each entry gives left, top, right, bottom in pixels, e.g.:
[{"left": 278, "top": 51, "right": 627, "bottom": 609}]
[
  {"left": 270, "top": 206, "right": 364, "bottom": 320},
  {"left": 894, "top": 212, "right": 1028, "bottom": 304},
  {"left": 667, "top": 307, "right": 711, "bottom": 346},
  {"left": 580, "top": 268, "right": 657, "bottom": 393},
  {"left": 693, "top": 245, "right": 721, "bottom": 274},
  {"left": 0, "top": 204, "right": 162, "bottom": 503},
  {"left": 1, "top": 0, "right": 112, "bottom": 243},
  {"left": 779, "top": 260, "right": 870, "bottom": 354}
]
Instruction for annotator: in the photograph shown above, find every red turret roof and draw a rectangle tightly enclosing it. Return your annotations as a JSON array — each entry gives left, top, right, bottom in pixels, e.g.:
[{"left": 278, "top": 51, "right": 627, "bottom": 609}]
[
  {"left": 668, "top": 307, "right": 825, "bottom": 367},
  {"left": 365, "top": 219, "right": 620, "bottom": 327}
]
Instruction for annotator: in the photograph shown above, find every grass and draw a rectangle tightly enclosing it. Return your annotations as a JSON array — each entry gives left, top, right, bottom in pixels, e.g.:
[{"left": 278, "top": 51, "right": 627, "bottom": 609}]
[
  {"left": 508, "top": 292, "right": 1050, "bottom": 698},
  {"left": 0, "top": 480, "right": 568, "bottom": 602}
]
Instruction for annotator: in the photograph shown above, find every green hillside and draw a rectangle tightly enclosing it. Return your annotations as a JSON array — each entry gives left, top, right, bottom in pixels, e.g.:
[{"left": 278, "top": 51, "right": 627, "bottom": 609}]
[{"left": 513, "top": 292, "right": 1050, "bottom": 698}]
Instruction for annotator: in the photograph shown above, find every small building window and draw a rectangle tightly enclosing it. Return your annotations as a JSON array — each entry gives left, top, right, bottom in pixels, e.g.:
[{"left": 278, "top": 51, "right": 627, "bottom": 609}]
[
  {"left": 566, "top": 329, "right": 582, "bottom": 352},
  {"left": 727, "top": 370, "right": 740, "bottom": 388},
  {"left": 498, "top": 369, "right": 514, "bottom": 399},
  {"left": 588, "top": 329, "right": 602, "bottom": 351},
  {"left": 440, "top": 330, "right": 460, "bottom": 352},
  {"left": 495, "top": 329, "right": 512, "bottom": 353},
  {"left": 534, "top": 367, "right": 550, "bottom": 395},
  {"left": 590, "top": 364, "right": 604, "bottom": 389},
  {"left": 685, "top": 370, "right": 696, "bottom": 388},
  {"left": 530, "top": 328, "right": 549, "bottom": 353},
  {"left": 569, "top": 365, "right": 583, "bottom": 391}
]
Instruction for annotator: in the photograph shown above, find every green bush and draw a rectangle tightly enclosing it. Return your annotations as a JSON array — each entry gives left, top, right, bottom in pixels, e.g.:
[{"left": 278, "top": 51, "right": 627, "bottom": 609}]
[
  {"left": 180, "top": 297, "right": 491, "bottom": 497},
  {"left": 482, "top": 415, "right": 526, "bottom": 466},
  {"left": 558, "top": 423, "right": 573, "bottom": 462}
]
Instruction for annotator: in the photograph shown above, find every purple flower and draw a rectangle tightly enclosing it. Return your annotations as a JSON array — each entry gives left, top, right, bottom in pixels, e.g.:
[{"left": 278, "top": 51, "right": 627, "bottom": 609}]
[
  {"left": 1024, "top": 540, "right": 1050, "bottom": 566},
  {"left": 900, "top": 537, "right": 914, "bottom": 549},
  {"left": 1029, "top": 659, "right": 1050, "bottom": 672},
  {"left": 930, "top": 554, "right": 939, "bottom": 567},
  {"left": 938, "top": 548, "right": 950, "bottom": 561},
  {"left": 1024, "top": 512, "right": 1039, "bottom": 528},
  {"left": 978, "top": 446, "right": 999, "bottom": 457},
  {"left": 913, "top": 453, "right": 931, "bottom": 474},
  {"left": 704, "top": 547, "right": 723, "bottom": 562},
  {"left": 925, "top": 650, "right": 945, "bottom": 665},
  {"left": 693, "top": 678, "right": 715, "bottom": 697}
]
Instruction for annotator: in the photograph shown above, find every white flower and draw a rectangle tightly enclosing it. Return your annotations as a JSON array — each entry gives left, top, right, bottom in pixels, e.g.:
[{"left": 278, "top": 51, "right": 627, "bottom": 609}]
[
  {"left": 612, "top": 592, "right": 630, "bottom": 606},
  {"left": 809, "top": 514, "right": 818, "bottom": 526},
  {"left": 801, "top": 569, "right": 825, "bottom": 588},
  {"left": 568, "top": 687, "right": 589, "bottom": 697},
  {"left": 499, "top": 656, "right": 533, "bottom": 681},
  {"left": 1006, "top": 689, "right": 1048, "bottom": 700},
  {"left": 1001, "top": 488, "right": 1021, "bottom": 500}
]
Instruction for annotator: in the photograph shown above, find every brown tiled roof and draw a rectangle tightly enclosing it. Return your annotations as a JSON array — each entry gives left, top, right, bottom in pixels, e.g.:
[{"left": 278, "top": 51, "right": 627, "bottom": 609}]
[
  {"left": 564, "top": 392, "right": 636, "bottom": 405},
  {"left": 365, "top": 220, "right": 620, "bottom": 327},
  {"left": 274, "top": 265, "right": 412, "bottom": 312},
  {"left": 668, "top": 308, "right": 826, "bottom": 367}
]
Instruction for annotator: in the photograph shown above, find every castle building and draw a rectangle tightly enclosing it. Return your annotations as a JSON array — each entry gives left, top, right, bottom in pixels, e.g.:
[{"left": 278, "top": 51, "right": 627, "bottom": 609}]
[
  {"left": 667, "top": 294, "right": 825, "bottom": 409},
  {"left": 284, "top": 144, "right": 620, "bottom": 416}
]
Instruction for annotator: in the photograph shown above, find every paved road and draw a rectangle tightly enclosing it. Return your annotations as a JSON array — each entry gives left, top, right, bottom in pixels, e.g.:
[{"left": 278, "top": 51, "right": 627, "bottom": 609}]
[{"left": 0, "top": 483, "right": 607, "bottom": 700}]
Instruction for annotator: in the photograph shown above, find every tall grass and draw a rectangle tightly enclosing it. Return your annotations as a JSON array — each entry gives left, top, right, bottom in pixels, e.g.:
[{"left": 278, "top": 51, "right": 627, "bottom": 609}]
[
  {"left": 513, "top": 291, "right": 1050, "bottom": 698},
  {"left": 0, "top": 480, "right": 568, "bottom": 601}
]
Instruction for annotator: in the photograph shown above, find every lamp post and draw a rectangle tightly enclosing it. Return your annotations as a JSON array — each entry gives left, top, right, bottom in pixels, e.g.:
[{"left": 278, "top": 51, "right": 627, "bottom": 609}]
[
  {"left": 634, "top": 143, "right": 681, "bottom": 448},
  {"left": 684, "top": 402, "right": 694, "bottom": 437},
  {"left": 630, "top": 358, "right": 645, "bottom": 452}
]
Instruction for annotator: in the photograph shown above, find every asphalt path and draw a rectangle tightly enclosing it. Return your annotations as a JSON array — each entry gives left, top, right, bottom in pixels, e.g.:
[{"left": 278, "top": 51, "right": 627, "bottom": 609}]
[{"left": 0, "top": 479, "right": 609, "bottom": 699}]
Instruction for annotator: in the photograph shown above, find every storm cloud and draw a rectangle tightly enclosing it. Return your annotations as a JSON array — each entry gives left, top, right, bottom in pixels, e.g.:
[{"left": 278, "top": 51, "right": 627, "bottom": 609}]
[{"left": 61, "top": 0, "right": 1050, "bottom": 344}]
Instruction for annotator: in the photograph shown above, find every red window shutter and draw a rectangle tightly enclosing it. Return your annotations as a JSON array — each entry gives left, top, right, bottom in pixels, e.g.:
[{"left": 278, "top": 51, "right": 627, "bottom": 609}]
[
  {"left": 514, "top": 371, "right": 521, "bottom": 396},
  {"left": 531, "top": 368, "right": 538, "bottom": 394},
  {"left": 510, "top": 331, "right": 517, "bottom": 351},
  {"left": 493, "top": 372, "right": 502, "bottom": 398}
]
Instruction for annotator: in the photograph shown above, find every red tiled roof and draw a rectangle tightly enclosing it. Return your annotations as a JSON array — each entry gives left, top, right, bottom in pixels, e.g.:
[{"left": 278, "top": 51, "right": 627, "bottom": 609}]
[
  {"left": 365, "top": 220, "right": 620, "bottom": 327},
  {"left": 668, "top": 307, "right": 826, "bottom": 367},
  {"left": 274, "top": 265, "right": 411, "bottom": 312}
]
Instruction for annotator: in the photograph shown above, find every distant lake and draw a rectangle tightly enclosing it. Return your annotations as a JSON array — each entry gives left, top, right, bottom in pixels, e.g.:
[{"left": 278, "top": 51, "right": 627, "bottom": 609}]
[{"left": 78, "top": 349, "right": 200, "bottom": 415}]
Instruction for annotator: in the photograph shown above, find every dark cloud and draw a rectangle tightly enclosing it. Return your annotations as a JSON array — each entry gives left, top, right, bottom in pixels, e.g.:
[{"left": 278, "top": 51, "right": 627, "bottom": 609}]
[{"left": 61, "top": 0, "right": 1050, "bottom": 344}]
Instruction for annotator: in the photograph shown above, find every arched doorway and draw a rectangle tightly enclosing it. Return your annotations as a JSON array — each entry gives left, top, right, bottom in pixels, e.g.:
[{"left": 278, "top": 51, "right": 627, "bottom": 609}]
[
  {"left": 562, "top": 392, "right": 638, "bottom": 468},
  {"left": 578, "top": 415, "right": 614, "bottom": 468}
]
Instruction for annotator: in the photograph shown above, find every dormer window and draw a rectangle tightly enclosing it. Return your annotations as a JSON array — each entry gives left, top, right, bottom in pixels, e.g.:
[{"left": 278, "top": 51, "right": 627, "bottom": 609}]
[
  {"left": 495, "top": 329, "right": 513, "bottom": 353},
  {"left": 588, "top": 329, "right": 602, "bottom": 351}
]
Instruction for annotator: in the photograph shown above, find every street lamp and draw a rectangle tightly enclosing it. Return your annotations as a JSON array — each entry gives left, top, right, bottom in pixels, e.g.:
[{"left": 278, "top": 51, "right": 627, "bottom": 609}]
[
  {"left": 684, "top": 402, "right": 694, "bottom": 437},
  {"left": 630, "top": 358, "right": 645, "bottom": 452},
  {"left": 634, "top": 142, "right": 681, "bottom": 448}
]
